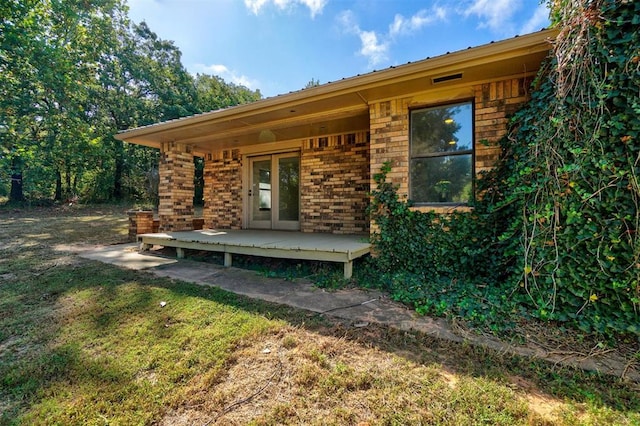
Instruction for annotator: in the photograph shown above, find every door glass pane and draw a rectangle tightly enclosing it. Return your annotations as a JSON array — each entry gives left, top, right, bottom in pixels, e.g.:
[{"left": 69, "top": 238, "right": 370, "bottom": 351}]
[
  {"left": 252, "top": 159, "right": 271, "bottom": 222},
  {"left": 278, "top": 156, "right": 299, "bottom": 222}
]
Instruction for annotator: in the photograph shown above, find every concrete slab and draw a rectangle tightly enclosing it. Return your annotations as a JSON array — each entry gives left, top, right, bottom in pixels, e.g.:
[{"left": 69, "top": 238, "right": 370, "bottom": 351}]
[
  {"left": 79, "top": 243, "right": 178, "bottom": 269},
  {"left": 151, "top": 258, "right": 386, "bottom": 315},
  {"left": 80, "top": 244, "right": 429, "bottom": 329}
]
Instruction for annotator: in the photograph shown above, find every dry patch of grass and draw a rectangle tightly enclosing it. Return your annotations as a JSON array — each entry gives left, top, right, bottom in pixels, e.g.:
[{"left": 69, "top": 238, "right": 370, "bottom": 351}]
[
  {"left": 166, "top": 326, "right": 534, "bottom": 425},
  {"left": 1, "top": 204, "right": 639, "bottom": 425}
]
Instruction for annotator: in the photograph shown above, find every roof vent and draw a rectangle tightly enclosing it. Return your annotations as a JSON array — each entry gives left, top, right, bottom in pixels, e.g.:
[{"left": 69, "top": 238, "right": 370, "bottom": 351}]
[{"left": 432, "top": 72, "right": 463, "bottom": 84}]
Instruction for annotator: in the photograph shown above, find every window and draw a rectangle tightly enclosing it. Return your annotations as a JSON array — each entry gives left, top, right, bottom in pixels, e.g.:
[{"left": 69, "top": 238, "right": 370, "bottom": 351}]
[{"left": 410, "top": 101, "right": 474, "bottom": 204}]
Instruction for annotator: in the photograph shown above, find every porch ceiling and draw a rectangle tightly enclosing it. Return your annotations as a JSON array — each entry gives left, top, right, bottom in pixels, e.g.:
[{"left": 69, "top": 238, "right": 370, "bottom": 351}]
[
  {"left": 115, "top": 29, "right": 557, "bottom": 154},
  {"left": 145, "top": 93, "right": 372, "bottom": 153}
]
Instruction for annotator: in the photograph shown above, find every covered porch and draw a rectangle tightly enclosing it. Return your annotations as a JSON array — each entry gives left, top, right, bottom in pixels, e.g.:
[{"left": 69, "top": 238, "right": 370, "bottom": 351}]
[{"left": 138, "top": 229, "right": 371, "bottom": 279}]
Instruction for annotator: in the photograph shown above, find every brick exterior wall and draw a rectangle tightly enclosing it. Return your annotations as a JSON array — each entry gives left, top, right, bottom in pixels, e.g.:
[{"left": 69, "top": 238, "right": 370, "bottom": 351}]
[
  {"left": 474, "top": 77, "right": 532, "bottom": 173},
  {"left": 158, "top": 142, "right": 194, "bottom": 232},
  {"left": 369, "top": 99, "right": 411, "bottom": 200},
  {"left": 203, "top": 149, "right": 243, "bottom": 229},
  {"left": 157, "top": 78, "right": 532, "bottom": 234},
  {"left": 300, "top": 132, "right": 370, "bottom": 234},
  {"left": 369, "top": 77, "right": 533, "bottom": 214}
]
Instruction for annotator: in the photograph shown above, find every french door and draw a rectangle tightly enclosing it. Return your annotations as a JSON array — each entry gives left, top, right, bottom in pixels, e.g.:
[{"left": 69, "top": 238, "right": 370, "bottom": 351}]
[{"left": 248, "top": 153, "right": 300, "bottom": 230}]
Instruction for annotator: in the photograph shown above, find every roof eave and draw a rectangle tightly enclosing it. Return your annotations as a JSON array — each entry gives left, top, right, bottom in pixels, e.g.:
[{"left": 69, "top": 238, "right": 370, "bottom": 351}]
[{"left": 114, "top": 28, "right": 558, "bottom": 145}]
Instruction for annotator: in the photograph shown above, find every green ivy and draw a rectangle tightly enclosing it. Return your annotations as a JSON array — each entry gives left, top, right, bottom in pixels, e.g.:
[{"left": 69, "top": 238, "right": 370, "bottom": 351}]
[
  {"left": 365, "top": 0, "right": 639, "bottom": 339},
  {"left": 366, "top": 162, "right": 523, "bottom": 332}
]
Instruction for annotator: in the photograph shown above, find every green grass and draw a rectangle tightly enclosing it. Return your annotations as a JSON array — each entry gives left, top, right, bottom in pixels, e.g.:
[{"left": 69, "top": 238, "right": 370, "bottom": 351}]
[
  {"left": 0, "top": 204, "right": 638, "bottom": 425},
  {"left": 0, "top": 260, "right": 285, "bottom": 424}
]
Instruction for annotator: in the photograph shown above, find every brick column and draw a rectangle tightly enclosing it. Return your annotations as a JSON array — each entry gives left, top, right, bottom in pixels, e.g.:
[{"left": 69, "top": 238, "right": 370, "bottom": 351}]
[
  {"left": 158, "top": 142, "right": 194, "bottom": 232},
  {"left": 127, "top": 210, "right": 155, "bottom": 241},
  {"left": 202, "top": 149, "right": 243, "bottom": 230}
]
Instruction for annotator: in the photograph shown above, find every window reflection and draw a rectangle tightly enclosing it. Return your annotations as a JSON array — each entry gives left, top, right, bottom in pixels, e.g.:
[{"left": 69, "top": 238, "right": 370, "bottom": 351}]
[{"left": 410, "top": 102, "right": 473, "bottom": 204}]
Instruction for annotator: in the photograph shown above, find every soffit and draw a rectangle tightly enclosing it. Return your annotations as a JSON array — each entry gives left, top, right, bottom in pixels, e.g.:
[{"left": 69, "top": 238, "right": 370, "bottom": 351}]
[{"left": 115, "top": 28, "right": 557, "bottom": 153}]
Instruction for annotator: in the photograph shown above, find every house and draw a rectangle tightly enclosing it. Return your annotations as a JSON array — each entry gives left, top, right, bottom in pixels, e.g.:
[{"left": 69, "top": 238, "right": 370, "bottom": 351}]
[{"left": 116, "top": 28, "right": 556, "bottom": 242}]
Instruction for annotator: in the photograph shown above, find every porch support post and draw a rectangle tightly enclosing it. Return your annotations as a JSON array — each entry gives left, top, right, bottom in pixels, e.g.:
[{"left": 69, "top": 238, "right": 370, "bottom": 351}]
[
  {"left": 158, "top": 142, "right": 195, "bottom": 232},
  {"left": 202, "top": 150, "right": 244, "bottom": 230},
  {"left": 343, "top": 261, "right": 353, "bottom": 279},
  {"left": 224, "top": 252, "right": 232, "bottom": 267}
]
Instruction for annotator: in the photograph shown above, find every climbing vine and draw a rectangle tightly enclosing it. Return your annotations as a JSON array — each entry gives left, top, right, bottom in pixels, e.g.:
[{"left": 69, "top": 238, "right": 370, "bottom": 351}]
[
  {"left": 503, "top": 0, "right": 640, "bottom": 333},
  {"left": 367, "top": 0, "right": 640, "bottom": 337}
]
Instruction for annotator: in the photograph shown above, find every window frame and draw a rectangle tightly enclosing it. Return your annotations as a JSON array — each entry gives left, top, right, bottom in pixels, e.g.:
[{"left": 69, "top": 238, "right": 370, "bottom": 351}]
[{"left": 408, "top": 100, "right": 475, "bottom": 206}]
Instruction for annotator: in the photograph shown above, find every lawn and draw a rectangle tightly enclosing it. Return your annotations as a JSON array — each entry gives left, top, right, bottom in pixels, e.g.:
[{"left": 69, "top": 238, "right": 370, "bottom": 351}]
[{"left": 0, "top": 204, "right": 638, "bottom": 425}]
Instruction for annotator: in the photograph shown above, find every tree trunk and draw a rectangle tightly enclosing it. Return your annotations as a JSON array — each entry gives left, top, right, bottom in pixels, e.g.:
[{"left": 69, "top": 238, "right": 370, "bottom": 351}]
[
  {"left": 65, "top": 166, "right": 72, "bottom": 196},
  {"left": 55, "top": 169, "right": 62, "bottom": 201},
  {"left": 9, "top": 157, "right": 25, "bottom": 202},
  {"left": 113, "top": 139, "right": 124, "bottom": 200}
]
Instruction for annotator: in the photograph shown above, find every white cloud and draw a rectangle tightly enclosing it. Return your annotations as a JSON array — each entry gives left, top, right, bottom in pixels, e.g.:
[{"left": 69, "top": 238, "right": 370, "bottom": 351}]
[
  {"left": 337, "top": 10, "right": 389, "bottom": 66},
  {"left": 244, "top": 0, "right": 327, "bottom": 18},
  {"left": 519, "top": 3, "right": 550, "bottom": 34},
  {"left": 338, "top": 6, "right": 446, "bottom": 68},
  {"left": 464, "top": 0, "right": 522, "bottom": 33},
  {"left": 359, "top": 31, "right": 389, "bottom": 66},
  {"left": 336, "top": 9, "right": 358, "bottom": 34},
  {"left": 192, "top": 63, "right": 259, "bottom": 89},
  {"left": 244, "top": 0, "right": 270, "bottom": 14},
  {"left": 298, "top": 0, "right": 327, "bottom": 17},
  {"left": 389, "top": 7, "right": 447, "bottom": 37}
]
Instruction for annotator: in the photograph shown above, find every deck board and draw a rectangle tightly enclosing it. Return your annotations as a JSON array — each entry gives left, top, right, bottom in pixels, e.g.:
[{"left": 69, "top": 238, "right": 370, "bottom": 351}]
[{"left": 137, "top": 229, "right": 371, "bottom": 278}]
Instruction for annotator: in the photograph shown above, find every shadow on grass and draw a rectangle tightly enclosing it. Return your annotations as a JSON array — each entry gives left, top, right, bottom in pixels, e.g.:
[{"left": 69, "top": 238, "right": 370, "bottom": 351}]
[
  {"left": 2, "top": 249, "right": 638, "bottom": 423},
  {"left": 1, "top": 208, "right": 639, "bottom": 424}
]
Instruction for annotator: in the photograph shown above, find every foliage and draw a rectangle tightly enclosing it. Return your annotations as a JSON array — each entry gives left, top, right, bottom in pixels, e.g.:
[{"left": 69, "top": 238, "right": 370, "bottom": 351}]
[
  {"left": 367, "top": 1, "right": 640, "bottom": 338},
  {"left": 0, "top": 0, "right": 111, "bottom": 202},
  {"left": 0, "top": 1, "right": 262, "bottom": 205},
  {"left": 304, "top": 78, "right": 321, "bottom": 88},
  {"left": 194, "top": 73, "right": 261, "bottom": 113},
  {"left": 490, "top": 0, "right": 640, "bottom": 335},
  {"left": 366, "top": 162, "right": 521, "bottom": 330}
]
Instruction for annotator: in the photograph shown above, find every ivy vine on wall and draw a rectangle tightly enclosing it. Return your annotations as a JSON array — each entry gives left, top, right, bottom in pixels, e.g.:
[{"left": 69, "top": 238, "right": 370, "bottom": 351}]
[{"left": 367, "top": 0, "right": 639, "bottom": 338}]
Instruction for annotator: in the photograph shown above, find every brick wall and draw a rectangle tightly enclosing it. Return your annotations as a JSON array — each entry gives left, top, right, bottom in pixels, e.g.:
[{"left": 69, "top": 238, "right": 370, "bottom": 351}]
[
  {"left": 369, "top": 99, "right": 410, "bottom": 200},
  {"left": 158, "top": 142, "right": 194, "bottom": 231},
  {"left": 203, "top": 148, "right": 243, "bottom": 229},
  {"left": 369, "top": 77, "right": 533, "bottom": 214},
  {"left": 300, "top": 132, "right": 370, "bottom": 234},
  {"left": 474, "top": 77, "right": 532, "bottom": 173}
]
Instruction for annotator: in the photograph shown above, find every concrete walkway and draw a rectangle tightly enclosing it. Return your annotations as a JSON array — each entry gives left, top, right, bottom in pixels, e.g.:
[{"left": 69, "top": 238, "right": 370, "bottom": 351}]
[{"left": 80, "top": 243, "right": 638, "bottom": 382}]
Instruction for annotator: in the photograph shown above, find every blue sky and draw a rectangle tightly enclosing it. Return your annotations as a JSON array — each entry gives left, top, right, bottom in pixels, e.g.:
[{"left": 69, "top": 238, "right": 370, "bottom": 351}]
[{"left": 126, "top": 0, "right": 550, "bottom": 98}]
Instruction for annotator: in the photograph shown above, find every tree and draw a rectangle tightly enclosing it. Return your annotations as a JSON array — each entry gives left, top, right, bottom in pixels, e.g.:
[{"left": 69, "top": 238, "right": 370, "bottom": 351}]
[
  {"left": 93, "top": 16, "right": 201, "bottom": 201},
  {"left": 1, "top": 0, "right": 126, "bottom": 202},
  {"left": 194, "top": 74, "right": 261, "bottom": 113},
  {"left": 1, "top": 0, "right": 47, "bottom": 202},
  {"left": 304, "top": 78, "right": 320, "bottom": 89},
  {"left": 0, "top": 1, "right": 263, "bottom": 205}
]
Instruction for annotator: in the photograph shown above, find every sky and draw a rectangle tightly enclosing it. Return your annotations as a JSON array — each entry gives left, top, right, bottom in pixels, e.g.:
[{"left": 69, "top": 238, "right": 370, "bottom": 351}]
[{"left": 126, "top": 0, "right": 550, "bottom": 98}]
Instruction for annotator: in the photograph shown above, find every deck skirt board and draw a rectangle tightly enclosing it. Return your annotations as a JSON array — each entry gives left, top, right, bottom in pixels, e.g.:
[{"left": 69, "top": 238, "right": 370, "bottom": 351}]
[{"left": 137, "top": 229, "right": 371, "bottom": 279}]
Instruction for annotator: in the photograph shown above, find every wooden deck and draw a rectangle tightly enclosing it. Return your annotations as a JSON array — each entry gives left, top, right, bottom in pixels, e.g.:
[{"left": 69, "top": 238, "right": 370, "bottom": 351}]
[{"left": 138, "top": 229, "right": 371, "bottom": 278}]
